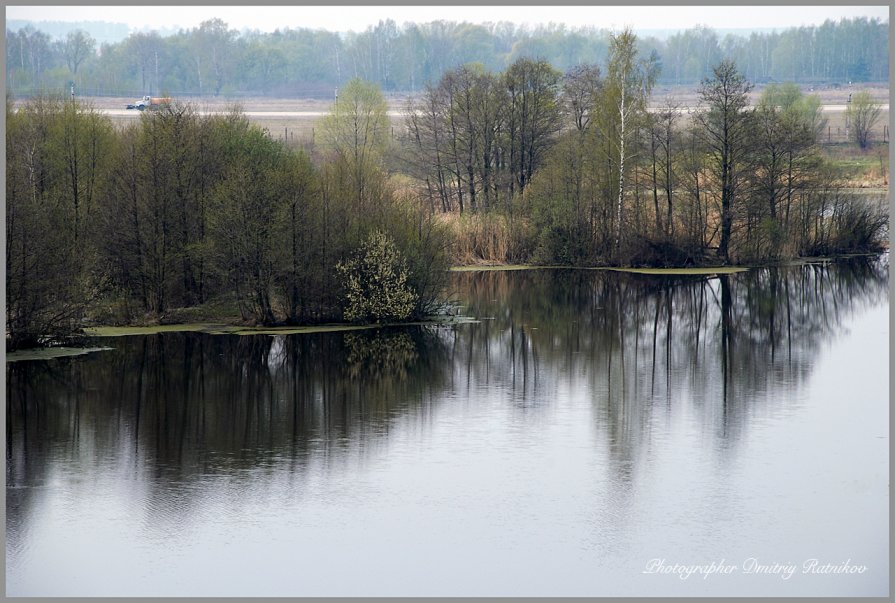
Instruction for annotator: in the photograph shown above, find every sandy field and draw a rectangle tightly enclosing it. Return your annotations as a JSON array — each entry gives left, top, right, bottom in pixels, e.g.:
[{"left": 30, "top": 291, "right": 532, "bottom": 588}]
[{"left": 79, "top": 83, "right": 889, "bottom": 147}]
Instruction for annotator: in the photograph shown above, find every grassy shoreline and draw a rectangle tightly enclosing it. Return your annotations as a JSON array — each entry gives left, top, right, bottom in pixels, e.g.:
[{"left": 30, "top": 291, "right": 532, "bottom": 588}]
[
  {"left": 81, "top": 317, "right": 479, "bottom": 338},
  {"left": 448, "top": 252, "right": 885, "bottom": 273},
  {"left": 449, "top": 264, "right": 750, "bottom": 274}
]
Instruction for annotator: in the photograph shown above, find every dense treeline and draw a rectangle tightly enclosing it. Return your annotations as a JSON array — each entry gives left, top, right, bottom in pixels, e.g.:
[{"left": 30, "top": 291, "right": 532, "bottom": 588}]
[
  {"left": 6, "top": 30, "right": 888, "bottom": 350},
  {"left": 402, "top": 33, "right": 888, "bottom": 266},
  {"left": 6, "top": 17, "right": 888, "bottom": 98},
  {"left": 7, "top": 19, "right": 134, "bottom": 45},
  {"left": 6, "top": 82, "right": 450, "bottom": 350}
]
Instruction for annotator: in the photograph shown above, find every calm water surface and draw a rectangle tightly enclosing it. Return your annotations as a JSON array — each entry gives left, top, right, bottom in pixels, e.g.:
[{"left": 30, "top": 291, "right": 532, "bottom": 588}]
[{"left": 6, "top": 261, "right": 889, "bottom": 596}]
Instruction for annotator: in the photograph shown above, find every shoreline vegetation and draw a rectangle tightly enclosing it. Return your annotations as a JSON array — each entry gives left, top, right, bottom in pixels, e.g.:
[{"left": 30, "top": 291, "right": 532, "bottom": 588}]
[
  {"left": 6, "top": 28, "right": 888, "bottom": 352},
  {"left": 7, "top": 255, "right": 883, "bottom": 362},
  {"left": 5, "top": 255, "right": 885, "bottom": 361}
]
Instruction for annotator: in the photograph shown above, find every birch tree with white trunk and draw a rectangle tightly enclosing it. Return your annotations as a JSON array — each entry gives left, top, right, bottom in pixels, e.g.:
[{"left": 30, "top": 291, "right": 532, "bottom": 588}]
[{"left": 604, "top": 29, "right": 657, "bottom": 260}]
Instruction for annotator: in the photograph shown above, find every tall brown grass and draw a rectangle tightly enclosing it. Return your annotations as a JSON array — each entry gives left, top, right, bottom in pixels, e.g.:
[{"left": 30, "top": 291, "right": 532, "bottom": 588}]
[{"left": 436, "top": 211, "right": 536, "bottom": 265}]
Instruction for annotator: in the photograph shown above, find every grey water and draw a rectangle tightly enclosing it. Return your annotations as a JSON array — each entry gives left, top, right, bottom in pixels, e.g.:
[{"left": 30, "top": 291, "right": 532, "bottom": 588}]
[{"left": 6, "top": 260, "right": 889, "bottom": 597}]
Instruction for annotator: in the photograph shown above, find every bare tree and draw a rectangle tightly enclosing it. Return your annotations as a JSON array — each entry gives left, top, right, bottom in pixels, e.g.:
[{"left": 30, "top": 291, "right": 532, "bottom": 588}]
[
  {"left": 847, "top": 91, "right": 882, "bottom": 150},
  {"left": 647, "top": 99, "right": 679, "bottom": 239},
  {"left": 503, "top": 58, "right": 562, "bottom": 197},
  {"left": 561, "top": 64, "right": 602, "bottom": 133},
  {"left": 695, "top": 59, "right": 753, "bottom": 263}
]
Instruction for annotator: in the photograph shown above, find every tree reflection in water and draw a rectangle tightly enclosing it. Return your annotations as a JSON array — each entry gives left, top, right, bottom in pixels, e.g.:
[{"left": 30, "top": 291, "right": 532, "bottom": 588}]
[
  {"left": 450, "top": 258, "right": 887, "bottom": 464},
  {"left": 6, "top": 257, "right": 888, "bottom": 552}
]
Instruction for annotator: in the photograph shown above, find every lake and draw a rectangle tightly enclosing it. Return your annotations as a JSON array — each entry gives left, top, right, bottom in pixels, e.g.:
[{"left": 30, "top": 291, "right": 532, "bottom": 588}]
[{"left": 6, "top": 260, "right": 889, "bottom": 597}]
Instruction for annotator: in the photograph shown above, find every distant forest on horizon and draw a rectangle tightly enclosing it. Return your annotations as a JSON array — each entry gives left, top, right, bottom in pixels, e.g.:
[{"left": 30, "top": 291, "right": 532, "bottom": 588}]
[{"left": 6, "top": 16, "right": 889, "bottom": 99}]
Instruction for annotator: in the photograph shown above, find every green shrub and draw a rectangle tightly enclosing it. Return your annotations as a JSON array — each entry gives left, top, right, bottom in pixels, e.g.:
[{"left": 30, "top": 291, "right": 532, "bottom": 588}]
[{"left": 337, "top": 230, "right": 418, "bottom": 323}]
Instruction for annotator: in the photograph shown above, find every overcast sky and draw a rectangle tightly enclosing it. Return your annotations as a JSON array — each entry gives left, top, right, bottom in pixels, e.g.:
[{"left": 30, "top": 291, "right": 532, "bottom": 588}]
[{"left": 6, "top": 5, "right": 890, "bottom": 33}]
